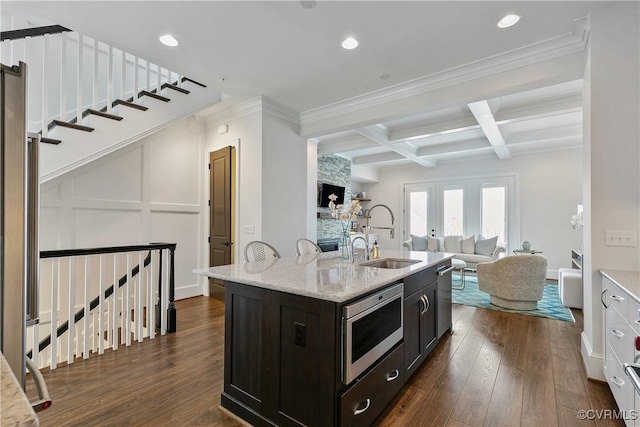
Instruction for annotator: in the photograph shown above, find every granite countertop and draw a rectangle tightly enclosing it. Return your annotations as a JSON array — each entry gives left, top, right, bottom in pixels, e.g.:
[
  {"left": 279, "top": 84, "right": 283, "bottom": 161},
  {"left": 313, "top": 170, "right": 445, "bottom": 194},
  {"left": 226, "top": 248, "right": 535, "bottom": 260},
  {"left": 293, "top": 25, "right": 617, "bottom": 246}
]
[
  {"left": 1, "top": 352, "right": 39, "bottom": 426},
  {"left": 600, "top": 269, "right": 640, "bottom": 303},
  {"left": 194, "top": 249, "right": 454, "bottom": 303}
]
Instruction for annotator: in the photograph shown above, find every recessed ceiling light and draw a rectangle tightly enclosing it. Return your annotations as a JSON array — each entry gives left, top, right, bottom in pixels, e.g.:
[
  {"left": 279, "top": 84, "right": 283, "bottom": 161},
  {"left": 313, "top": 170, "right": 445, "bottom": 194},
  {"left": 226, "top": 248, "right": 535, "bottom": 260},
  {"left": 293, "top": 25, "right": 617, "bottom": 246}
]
[
  {"left": 159, "top": 34, "right": 179, "bottom": 47},
  {"left": 497, "top": 14, "right": 520, "bottom": 29},
  {"left": 341, "top": 37, "right": 359, "bottom": 50}
]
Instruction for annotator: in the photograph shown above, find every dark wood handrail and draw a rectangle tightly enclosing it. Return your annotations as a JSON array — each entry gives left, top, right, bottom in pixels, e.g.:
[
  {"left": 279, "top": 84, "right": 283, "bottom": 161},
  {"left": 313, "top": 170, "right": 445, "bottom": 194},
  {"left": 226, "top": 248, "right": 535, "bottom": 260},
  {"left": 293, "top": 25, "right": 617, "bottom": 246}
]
[
  {"left": 1, "top": 25, "right": 71, "bottom": 41},
  {"left": 40, "top": 242, "right": 176, "bottom": 258}
]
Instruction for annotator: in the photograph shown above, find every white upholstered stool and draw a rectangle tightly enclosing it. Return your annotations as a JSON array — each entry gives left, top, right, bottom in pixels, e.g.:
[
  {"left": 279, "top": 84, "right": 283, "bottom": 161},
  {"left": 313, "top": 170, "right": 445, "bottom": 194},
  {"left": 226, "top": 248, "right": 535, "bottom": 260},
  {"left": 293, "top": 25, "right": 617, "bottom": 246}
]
[
  {"left": 451, "top": 259, "right": 467, "bottom": 290},
  {"left": 558, "top": 267, "right": 583, "bottom": 309}
]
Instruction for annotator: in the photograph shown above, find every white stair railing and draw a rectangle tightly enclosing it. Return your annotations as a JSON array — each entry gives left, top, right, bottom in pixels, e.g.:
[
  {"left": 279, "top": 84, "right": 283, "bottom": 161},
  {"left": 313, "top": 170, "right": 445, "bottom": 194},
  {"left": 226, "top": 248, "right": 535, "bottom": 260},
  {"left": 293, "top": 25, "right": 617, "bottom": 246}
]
[
  {"left": 1, "top": 19, "right": 202, "bottom": 140},
  {"left": 27, "top": 243, "right": 177, "bottom": 370}
]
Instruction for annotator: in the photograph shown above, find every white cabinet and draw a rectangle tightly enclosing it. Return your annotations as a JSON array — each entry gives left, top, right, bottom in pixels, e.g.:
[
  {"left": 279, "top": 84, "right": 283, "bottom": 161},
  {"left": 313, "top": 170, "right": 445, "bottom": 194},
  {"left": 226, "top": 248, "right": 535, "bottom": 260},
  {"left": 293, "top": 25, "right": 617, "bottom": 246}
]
[{"left": 602, "top": 275, "right": 639, "bottom": 426}]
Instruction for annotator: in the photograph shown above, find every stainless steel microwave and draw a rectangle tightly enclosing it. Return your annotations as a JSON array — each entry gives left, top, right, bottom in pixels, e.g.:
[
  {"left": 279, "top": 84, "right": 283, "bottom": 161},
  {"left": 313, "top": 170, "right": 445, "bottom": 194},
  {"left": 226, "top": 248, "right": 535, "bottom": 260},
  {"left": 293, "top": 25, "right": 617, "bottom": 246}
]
[{"left": 342, "top": 283, "right": 404, "bottom": 384}]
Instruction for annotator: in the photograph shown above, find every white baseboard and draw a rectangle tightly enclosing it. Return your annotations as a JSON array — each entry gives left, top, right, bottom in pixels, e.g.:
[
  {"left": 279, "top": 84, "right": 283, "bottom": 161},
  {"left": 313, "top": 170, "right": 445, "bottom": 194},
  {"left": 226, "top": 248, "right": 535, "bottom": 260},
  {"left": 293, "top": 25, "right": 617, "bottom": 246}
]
[
  {"left": 581, "top": 331, "right": 605, "bottom": 381},
  {"left": 175, "top": 282, "right": 204, "bottom": 300}
]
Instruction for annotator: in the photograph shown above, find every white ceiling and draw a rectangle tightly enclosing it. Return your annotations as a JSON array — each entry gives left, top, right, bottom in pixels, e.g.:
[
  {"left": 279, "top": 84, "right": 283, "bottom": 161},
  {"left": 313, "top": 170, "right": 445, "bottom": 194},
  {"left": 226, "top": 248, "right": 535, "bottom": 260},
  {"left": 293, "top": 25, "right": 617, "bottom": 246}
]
[{"left": 3, "top": 1, "right": 606, "bottom": 180}]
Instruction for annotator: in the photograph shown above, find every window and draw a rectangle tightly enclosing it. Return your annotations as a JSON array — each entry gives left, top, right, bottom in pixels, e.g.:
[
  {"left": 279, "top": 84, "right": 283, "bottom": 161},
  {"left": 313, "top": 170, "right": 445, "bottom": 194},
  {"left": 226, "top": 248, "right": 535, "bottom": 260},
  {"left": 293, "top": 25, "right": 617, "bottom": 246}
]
[
  {"left": 404, "top": 175, "right": 516, "bottom": 251},
  {"left": 443, "top": 189, "right": 464, "bottom": 236},
  {"left": 482, "top": 186, "right": 506, "bottom": 243},
  {"left": 409, "top": 191, "right": 428, "bottom": 236}
]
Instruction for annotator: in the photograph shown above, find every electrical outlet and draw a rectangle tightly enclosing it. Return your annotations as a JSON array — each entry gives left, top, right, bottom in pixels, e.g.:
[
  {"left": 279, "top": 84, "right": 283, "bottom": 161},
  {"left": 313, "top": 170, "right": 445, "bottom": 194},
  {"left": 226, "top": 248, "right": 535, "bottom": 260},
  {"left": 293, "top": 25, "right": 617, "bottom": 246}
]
[
  {"left": 605, "top": 230, "right": 637, "bottom": 247},
  {"left": 244, "top": 225, "right": 255, "bottom": 234},
  {"left": 294, "top": 322, "right": 306, "bottom": 347}
]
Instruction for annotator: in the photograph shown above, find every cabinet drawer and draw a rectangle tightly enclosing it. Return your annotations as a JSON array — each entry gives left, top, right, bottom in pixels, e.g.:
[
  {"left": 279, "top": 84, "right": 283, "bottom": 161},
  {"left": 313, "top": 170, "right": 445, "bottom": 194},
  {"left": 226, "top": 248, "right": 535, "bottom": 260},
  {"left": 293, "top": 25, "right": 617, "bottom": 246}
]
[
  {"left": 629, "top": 297, "right": 640, "bottom": 334},
  {"left": 608, "top": 304, "right": 635, "bottom": 367},
  {"left": 604, "top": 277, "right": 630, "bottom": 317},
  {"left": 340, "top": 343, "right": 405, "bottom": 427},
  {"left": 404, "top": 265, "right": 437, "bottom": 296},
  {"left": 606, "top": 345, "right": 635, "bottom": 419}
]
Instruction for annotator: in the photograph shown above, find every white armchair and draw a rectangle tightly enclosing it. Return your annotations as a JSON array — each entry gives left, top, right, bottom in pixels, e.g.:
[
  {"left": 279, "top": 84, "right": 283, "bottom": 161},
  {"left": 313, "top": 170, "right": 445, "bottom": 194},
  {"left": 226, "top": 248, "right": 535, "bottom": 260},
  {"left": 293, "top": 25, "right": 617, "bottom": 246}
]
[{"left": 476, "top": 255, "right": 548, "bottom": 310}]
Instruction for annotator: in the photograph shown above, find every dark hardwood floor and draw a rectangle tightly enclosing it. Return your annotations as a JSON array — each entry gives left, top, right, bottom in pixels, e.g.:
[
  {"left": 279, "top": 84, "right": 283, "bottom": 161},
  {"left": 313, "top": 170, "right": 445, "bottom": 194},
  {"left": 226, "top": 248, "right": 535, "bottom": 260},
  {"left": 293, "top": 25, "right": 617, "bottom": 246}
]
[{"left": 26, "top": 296, "right": 622, "bottom": 427}]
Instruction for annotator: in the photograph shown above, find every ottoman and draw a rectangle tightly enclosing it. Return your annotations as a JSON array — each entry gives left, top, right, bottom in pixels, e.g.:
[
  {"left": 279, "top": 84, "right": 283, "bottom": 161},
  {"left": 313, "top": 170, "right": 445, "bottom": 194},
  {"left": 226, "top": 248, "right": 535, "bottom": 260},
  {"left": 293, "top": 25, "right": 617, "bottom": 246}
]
[{"left": 558, "top": 267, "right": 583, "bottom": 309}]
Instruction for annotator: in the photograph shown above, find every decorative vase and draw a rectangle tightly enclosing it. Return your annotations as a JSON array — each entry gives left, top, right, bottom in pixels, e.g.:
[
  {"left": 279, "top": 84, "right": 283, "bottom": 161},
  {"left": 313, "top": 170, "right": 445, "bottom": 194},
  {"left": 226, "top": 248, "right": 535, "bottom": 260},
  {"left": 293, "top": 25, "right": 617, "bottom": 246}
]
[
  {"left": 522, "top": 240, "right": 531, "bottom": 251},
  {"left": 338, "top": 230, "right": 352, "bottom": 260}
]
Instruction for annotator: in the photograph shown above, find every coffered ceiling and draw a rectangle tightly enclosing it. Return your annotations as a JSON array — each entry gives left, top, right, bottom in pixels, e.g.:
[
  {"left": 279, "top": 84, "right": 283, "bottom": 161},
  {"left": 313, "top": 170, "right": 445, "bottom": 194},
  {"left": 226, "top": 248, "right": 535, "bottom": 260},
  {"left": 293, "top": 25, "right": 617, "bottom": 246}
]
[
  {"left": 316, "top": 79, "right": 583, "bottom": 176},
  {"left": 3, "top": 1, "right": 605, "bottom": 180}
]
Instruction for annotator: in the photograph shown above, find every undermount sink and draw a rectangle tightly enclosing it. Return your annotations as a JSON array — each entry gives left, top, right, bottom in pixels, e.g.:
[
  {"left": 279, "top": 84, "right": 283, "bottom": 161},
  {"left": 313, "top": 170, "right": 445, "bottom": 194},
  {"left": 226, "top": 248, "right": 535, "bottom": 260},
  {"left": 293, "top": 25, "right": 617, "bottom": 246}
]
[{"left": 360, "top": 258, "right": 421, "bottom": 269}]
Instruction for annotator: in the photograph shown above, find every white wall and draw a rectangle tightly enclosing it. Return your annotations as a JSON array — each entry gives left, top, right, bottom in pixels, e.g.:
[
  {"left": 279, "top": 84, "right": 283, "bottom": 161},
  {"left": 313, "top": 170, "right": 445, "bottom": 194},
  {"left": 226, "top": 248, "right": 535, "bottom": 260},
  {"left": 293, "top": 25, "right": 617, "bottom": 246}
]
[
  {"left": 40, "top": 117, "right": 206, "bottom": 300},
  {"left": 360, "top": 149, "right": 584, "bottom": 278},
  {"left": 202, "top": 105, "right": 263, "bottom": 275},
  {"left": 201, "top": 96, "right": 313, "bottom": 277},
  {"left": 581, "top": 1, "right": 640, "bottom": 380},
  {"left": 262, "top": 111, "right": 309, "bottom": 257}
]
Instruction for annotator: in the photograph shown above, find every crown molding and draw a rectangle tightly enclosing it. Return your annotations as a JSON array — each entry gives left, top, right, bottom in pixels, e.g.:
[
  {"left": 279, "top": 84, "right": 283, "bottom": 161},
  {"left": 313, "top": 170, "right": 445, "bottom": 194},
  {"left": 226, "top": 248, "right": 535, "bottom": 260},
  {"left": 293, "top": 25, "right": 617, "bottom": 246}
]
[
  {"left": 262, "top": 97, "right": 300, "bottom": 127},
  {"left": 202, "top": 96, "right": 263, "bottom": 128},
  {"left": 300, "top": 18, "right": 589, "bottom": 129},
  {"left": 202, "top": 95, "right": 300, "bottom": 129}
]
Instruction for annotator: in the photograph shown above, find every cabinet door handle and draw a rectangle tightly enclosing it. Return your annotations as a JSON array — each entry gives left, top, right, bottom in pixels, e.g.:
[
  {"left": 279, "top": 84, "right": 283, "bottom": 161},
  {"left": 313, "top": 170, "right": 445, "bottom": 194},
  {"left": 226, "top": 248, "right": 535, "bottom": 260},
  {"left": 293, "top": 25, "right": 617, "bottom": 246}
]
[
  {"left": 438, "top": 266, "right": 455, "bottom": 276},
  {"left": 601, "top": 289, "right": 609, "bottom": 308},
  {"left": 386, "top": 370, "right": 400, "bottom": 382},
  {"left": 353, "top": 398, "right": 371, "bottom": 415},
  {"left": 424, "top": 295, "right": 430, "bottom": 312},
  {"left": 610, "top": 294, "right": 625, "bottom": 303},
  {"left": 419, "top": 295, "right": 427, "bottom": 315},
  {"left": 634, "top": 319, "right": 640, "bottom": 327},
  {"left": 611, "top": 376, "right": 625, "bottom": 388},
  {"left": 610, "top": 329, "right": 624, "bottom": 339}
]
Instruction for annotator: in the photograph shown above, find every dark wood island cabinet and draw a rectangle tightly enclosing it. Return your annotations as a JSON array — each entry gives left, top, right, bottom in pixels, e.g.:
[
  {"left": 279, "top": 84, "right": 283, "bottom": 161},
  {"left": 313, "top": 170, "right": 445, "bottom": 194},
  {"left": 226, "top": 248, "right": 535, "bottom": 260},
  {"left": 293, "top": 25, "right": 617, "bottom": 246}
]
[{"left": 195, "top": 251, "right": 453, "bottom": 427}]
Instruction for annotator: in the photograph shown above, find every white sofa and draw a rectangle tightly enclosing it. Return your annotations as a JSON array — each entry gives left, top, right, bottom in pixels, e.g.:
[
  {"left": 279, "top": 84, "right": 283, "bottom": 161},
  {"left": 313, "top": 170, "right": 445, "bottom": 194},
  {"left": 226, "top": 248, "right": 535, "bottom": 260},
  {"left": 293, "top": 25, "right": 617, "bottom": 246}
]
[{"left": 403, "top": 234, "right": 506, "bottom": 269}]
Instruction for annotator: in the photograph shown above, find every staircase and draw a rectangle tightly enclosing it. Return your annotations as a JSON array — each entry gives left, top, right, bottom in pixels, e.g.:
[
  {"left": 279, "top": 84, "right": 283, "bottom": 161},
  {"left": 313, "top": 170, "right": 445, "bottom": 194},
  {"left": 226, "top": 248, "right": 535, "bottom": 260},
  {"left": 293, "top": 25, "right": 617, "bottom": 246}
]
[
  {"left": 1, "top": 12, "right": 211, "bottom": 370},
  {"left": 1, "top": 17, "right": 222, "bottom": 182}
]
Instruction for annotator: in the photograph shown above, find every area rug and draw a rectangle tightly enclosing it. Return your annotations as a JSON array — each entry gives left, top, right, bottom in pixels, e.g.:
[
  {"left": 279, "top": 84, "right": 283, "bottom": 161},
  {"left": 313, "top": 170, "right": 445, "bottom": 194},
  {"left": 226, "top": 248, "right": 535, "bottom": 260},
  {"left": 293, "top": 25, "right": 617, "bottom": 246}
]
[{"left": 452, "top": 274, "right": 575, "bottom": 322}]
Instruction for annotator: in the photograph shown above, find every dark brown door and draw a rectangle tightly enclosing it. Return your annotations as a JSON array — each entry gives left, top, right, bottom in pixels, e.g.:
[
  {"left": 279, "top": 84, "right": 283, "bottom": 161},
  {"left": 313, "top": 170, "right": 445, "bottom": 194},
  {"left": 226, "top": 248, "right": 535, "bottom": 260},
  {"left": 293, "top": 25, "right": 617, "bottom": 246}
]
[{"left": 209, "top": 146, "right": 234, "bottom": 300}]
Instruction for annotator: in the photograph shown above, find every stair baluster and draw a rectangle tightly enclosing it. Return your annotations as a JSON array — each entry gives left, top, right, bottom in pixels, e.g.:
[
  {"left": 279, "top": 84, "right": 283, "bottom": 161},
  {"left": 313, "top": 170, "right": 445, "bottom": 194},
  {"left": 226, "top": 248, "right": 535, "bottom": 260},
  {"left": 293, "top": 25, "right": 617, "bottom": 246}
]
[{"left": 27, "top": 243, "right": 177, "bottom": 370}]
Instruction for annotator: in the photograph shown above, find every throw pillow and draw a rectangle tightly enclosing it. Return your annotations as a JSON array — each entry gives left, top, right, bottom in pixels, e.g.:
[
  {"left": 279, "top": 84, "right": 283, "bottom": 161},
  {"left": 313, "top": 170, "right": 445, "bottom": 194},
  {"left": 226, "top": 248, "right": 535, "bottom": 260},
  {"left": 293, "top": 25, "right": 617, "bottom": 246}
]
[
  {"left": 475, "top": 235, "right": 498, "bottom": 256},
  {"left": 410, "top": 234, "right": 428, "bottom": 251},
  {"left": 444, "top": 235, "right": 462, "bottom": 253},
  {"left": 461, "top": 235, "right": 475, "bottom": 254},
  {"left": 427, "top": 236, "right": 439, "bottom": 252}
]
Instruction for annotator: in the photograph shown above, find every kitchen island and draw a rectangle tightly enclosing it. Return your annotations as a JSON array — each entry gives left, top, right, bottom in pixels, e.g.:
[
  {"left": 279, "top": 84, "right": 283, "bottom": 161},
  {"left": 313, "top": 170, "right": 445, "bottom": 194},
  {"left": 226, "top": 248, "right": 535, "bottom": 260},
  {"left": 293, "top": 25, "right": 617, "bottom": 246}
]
[{"left": 194, "top": 250, "right": 454, "bottom": 427}]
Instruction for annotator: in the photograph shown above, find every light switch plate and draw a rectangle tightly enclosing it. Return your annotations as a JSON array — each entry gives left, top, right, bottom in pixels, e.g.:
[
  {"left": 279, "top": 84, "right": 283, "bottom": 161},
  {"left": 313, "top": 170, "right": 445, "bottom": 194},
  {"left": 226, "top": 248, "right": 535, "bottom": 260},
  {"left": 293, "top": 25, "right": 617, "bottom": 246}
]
[
  {"left": 244, "top": 225, "right": 255, "bottom": 234},
  {"left": 605, "top": 230, "right": 637, "bottom": 247}
]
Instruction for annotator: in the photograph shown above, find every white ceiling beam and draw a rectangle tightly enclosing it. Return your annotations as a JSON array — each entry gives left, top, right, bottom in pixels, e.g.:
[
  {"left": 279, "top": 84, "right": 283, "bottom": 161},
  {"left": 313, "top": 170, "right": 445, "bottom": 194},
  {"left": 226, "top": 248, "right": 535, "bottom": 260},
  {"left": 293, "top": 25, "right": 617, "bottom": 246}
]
[
  {"left": 389, "top": 117, "right": 480, "bottom": 142},
  {"left": 495, "top": 93, "right": 582, "bottom": 124},
  {"left": 317, "top": 135, "right": 375, "bottom": 155},
  {"left": 416, "top": 139, "right": 490, "bottom": 157},
  {"left": 506, "top": 124, "right": 582, "bottom": 145},
  {"left": 507, "top": 137, "right": 582, "bottom": 156},
  {"left": 467, "top": 100, "right": 511, "bottom": 160},
  {"left": 352, "top": 152, "right": 406, "bottom": 165},
  {"left": 356, "top": 125, "right": 437, "bottom": 168}
]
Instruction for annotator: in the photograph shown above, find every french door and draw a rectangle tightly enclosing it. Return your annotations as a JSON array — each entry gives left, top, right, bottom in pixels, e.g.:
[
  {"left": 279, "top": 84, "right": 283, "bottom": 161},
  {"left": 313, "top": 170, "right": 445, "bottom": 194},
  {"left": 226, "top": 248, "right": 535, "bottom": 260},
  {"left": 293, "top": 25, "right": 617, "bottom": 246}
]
[{"left": 404, "top": 176, "right": 516, "bottom": 249}]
